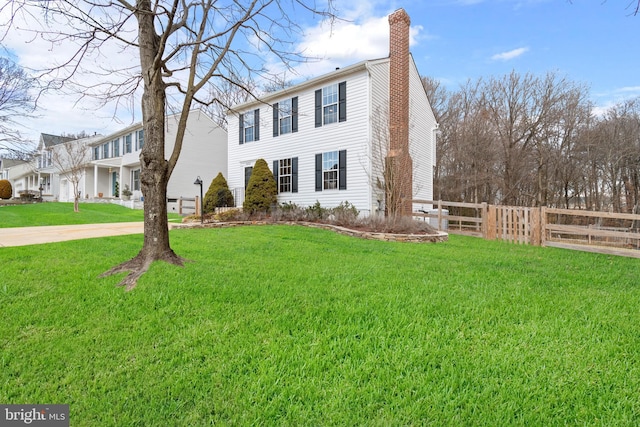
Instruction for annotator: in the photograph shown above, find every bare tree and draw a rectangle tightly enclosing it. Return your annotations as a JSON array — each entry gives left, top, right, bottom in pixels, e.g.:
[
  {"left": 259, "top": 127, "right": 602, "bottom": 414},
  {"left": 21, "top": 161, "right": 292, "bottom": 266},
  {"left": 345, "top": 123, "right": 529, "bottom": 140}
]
[
  {"left": 0, "top": 57, "right": 36, "bottom": 156},
  {"left": 51, "top": 138, "right": 91, "bottom": 212},
  {"left": 2, "top": 0, "right": 336, "bottom": 290}
]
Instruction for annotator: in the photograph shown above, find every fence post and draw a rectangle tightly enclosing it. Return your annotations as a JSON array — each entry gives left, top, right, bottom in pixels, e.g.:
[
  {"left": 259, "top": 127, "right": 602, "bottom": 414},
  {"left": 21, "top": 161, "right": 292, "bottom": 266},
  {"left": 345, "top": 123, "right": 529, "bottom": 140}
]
[
  {"left": 481, "top": 202, "right": 488, "bottom": 238},
  {"left": 437, "top": 200, "right": 443, "bottom": 230},
  {"left": 178, "top": 197, "right": 183, "bottom": 215},
  {"left": 530, "top": 207, "right": 541, "bottom": 246},
  {"left": 195, "top": 195, "right": 200, "bottom": 216},
  {"left": 540, "top": 206, "right": 547, "bottom": 247}
]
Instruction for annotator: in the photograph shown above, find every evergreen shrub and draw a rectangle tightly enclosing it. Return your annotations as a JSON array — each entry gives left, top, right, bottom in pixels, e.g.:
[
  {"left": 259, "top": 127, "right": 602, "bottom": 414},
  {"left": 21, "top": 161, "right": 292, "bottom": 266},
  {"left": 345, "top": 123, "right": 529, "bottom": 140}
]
[
  {"left": 204, "top": 172, "right": 234, "bottom": 213},
  {"left": 243, "top": 159, "right": 277, "bottom": 214}
]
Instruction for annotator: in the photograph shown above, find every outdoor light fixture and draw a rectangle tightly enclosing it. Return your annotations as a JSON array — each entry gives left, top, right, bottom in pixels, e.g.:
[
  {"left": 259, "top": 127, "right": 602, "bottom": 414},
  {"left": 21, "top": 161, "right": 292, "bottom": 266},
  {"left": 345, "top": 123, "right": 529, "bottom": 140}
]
[{"left": 194, "top": 176, "right": 203, "bottom": 224}]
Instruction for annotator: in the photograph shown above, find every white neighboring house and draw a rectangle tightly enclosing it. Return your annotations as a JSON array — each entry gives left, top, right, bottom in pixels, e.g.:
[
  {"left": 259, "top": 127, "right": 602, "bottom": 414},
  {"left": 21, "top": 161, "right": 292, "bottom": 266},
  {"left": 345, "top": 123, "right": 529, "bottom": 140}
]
[
  {"left": 226, "top": 9, "right": 438, "bottom": 216},
  {"left": 89, "top": 109, "right": 227, "bottom": 206},
  {"left": 1, "top": 110, "right": 227, "bottom": 208},
  {"left": 2, "top": 133, "right": 102, "bottom": 200}
]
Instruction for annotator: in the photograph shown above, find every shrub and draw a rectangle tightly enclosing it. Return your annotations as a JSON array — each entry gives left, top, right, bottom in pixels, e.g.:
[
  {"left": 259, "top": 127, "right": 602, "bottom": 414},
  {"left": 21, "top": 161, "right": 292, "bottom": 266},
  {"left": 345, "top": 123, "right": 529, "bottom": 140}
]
[
  {"left": 305, "top": 200, "right": 330, "bottom": 221},
  {"left": 272, "top": 202, "right": 306, "bottom": 221},
  {"left": 204, "top": 172, "right": 235, "bottom": 213},
  {"left": 243, "top": 159, "right": 277, "bottom": 214},
  {"left": 0, "top": 179, "right": 12, "bottom": 199},
  {"left": 332, "top": 201, "right": 360, "bottom": 227},
  {"left": 214, "top": 208, "right": 249, "bottom": 222}
]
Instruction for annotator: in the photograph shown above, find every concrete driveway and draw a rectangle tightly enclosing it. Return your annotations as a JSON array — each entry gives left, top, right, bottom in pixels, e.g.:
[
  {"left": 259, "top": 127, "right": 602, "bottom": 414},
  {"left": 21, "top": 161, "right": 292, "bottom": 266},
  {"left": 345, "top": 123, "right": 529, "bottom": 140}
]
[{"left": 0, "top": 222, "right": 146, "bottom": 247}]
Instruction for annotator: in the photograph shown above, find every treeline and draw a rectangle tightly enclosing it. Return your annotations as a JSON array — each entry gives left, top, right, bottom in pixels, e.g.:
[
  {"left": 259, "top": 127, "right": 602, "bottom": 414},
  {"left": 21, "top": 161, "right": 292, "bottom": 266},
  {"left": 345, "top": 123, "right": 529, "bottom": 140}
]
[{"left": 423, "top": 72, "right": 640, "bottom": 212}]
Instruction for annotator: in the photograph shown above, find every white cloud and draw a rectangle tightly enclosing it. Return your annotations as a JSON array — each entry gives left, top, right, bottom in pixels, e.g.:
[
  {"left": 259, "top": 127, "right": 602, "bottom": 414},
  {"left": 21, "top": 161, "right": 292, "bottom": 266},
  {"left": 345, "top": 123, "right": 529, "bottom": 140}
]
[
  {"left": 491, "top": 47, "right": 529, "bottom": 61},
  {"left": 290, "top": 8, "right": 425, "bottom": 80},
  {"left": 615, "top": 86, "right": 640, "bottom": 94}
]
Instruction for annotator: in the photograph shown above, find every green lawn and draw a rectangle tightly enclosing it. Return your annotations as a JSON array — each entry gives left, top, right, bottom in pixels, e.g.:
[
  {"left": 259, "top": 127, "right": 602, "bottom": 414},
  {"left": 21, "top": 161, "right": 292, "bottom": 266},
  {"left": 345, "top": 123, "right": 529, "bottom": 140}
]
[
  {"left": 1, "top": 226, "right": 640, "bottom": 425},
  {"left": 0, "top": 202, "right": 182, "bottom": 227}
]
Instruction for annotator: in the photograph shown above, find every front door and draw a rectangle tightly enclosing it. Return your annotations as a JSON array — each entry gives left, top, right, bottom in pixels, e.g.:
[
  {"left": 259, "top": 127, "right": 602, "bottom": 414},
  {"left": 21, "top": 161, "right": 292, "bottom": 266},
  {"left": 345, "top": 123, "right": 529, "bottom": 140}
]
[{"left": 112, "top": 171, "right": 119, "bottom": 197}]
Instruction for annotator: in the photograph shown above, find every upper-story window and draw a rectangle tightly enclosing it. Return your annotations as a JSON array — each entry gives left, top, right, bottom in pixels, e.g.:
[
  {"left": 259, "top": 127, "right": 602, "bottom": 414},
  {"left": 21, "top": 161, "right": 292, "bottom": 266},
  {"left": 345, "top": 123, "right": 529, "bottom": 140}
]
[
  {"left": 94, "top": 146, "right": 100, "bottom": 161},
  {"left": 315, "top": 81, "right": 346, "bottom": 127},
  {"left": 112, "top": 138, "right": 120, "bottom": 157},
  {"left": 136, "top": 130, "right": 144, "bottom": 150},
  {"left": 125, "top": 134, "right": 132, "bottom": 153},
  {"left": 272, "top": 97, "right": 298, "bottom": 137},
  {"left": 102, "top": 143, "right": 109, "bottom": 159},
  {"left": 239, "top": 109, "right": 260, "bottom": 144}
]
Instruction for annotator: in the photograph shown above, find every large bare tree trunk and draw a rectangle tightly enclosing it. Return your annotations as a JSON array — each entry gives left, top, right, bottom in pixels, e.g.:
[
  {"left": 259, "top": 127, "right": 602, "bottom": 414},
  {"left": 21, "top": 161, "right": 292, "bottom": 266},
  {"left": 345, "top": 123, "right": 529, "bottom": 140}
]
[{"left": 100, "top": 0, "right": 184, "bottom": 290}]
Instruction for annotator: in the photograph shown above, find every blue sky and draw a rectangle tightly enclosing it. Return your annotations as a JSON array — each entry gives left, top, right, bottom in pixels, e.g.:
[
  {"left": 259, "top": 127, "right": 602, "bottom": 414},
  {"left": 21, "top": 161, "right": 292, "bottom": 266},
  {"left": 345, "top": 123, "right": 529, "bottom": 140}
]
[
  {"left": 301, "top": 0, "right": 639, "bottom": 109},
  {"left": 2, "top": 0, "right": 638, "bottom": 143}
]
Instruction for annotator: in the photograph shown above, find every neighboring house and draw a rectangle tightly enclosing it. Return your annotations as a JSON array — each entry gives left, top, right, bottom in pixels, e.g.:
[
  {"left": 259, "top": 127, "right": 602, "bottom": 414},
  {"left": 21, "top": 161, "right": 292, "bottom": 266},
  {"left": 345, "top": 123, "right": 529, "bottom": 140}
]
[
  {"left": 2, "top": 133, "right": 97, "bottom": 199},
  {"left": 2, "top": 109, "right": 227, "bottom": 207},
  {"left": 89, "top": 109, "right": 227, "bottom": 204},
  {"left": 226, "top": 9, "right": 438, "bottom": 216}
]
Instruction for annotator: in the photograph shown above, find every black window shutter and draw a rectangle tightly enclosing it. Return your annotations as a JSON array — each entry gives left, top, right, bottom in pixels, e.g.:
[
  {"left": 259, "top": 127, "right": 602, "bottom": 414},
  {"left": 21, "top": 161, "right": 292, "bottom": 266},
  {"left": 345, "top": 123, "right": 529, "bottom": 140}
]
[
  {"left": 339, "top": 149, "right": 347, "bottom": 190},
  {"left": 244, "top": 167, "right": 253, "bottom": 189},
  {"left": 315, "top": 153, "right": 322, "bottom": 191},
  {"left": 272, "top": 160, "right": 279, "bottom": 194},
  {"left": 254, "top": 109, "right": 260, "bottom": 141},
  {"left": 239, "top": 114, "right": 244, "bottom": 144},
  {"left": 314, "top": 89, "right": 322, "bottom": 128},
  {"left": 292, "top": 157, "right": 298, "bottom": 193},
  {"left": 292, "top": 97, "right": 298, "bottom": 133},
  {"left": 339, "top": 81, "right": 347, "bottom": 123},
  {"left": 272, "top": 103, "right": 279, "bottom": 137}
]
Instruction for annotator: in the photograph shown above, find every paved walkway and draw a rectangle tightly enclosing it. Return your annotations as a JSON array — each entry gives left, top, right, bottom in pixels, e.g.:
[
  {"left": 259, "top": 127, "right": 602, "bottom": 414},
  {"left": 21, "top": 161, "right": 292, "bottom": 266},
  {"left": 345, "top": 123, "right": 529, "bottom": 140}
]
[{"left": 0, "top": 222, "right": 147, "bottom": 247}]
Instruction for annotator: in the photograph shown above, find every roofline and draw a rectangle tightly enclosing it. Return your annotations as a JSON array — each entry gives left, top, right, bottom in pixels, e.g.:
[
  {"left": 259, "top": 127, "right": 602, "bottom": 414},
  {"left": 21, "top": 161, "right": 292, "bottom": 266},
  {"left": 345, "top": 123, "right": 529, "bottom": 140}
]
[
  {"left": 88, "top": 108, "right": 213, "bottom": 146},
  {"left": 229, "top": 57, "right": 390, "bottom": 112}
]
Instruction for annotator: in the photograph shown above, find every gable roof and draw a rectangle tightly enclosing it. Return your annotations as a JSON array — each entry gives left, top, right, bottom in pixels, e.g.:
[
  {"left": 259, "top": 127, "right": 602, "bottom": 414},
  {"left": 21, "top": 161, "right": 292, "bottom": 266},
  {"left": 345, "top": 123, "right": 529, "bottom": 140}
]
[
  {"left": 40, "top": 133, "right": 76, "bottom": 148},
  {"left": 229, "top": 57, "right": 390, "bottom": 113}
]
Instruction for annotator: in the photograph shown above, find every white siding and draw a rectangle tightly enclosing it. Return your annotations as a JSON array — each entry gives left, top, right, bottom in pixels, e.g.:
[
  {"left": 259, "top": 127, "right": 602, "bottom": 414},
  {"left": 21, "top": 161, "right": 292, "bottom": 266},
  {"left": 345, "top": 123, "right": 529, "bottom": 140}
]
[
  {"left": 228, "top": 68, "right": 375, "bottom": 215},
  {"left": 367, "top": 59, "right": 391, "bottom": 213},
  {"left": 165, "top": 109, "right": 228, "bottom": 200},
  {"left": 408, "top": 56, "right": 437, "bottom": 211}
]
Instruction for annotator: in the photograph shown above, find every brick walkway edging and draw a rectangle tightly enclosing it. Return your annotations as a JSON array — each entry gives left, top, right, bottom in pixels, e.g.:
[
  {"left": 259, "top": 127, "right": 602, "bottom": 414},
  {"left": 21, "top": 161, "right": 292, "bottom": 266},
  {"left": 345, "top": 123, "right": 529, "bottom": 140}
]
[{"left": 173, "top": 221, "right": 449, "bottom": 243}]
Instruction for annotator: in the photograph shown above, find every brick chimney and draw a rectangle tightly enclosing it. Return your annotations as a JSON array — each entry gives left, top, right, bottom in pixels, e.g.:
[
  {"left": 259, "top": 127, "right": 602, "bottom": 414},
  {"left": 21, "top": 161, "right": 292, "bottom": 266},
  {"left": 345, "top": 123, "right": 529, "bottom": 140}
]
[{"left": 387, "top": 8, "right": 413, "bottom": 217}]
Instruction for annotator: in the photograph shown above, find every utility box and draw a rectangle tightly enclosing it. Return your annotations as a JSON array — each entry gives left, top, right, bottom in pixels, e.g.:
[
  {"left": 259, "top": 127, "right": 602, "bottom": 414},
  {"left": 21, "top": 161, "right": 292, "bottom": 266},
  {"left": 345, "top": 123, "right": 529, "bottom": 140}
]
[{"left": 428, "top": 209, "right": 449, "bottom": 230}]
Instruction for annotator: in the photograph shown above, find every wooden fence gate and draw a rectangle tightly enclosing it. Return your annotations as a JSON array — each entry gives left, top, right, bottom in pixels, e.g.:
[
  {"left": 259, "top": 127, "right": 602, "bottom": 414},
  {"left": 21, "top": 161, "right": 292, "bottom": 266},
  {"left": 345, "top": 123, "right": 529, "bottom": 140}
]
[{"left": 485, "top": 205, "right": 541, "bottom": 246}]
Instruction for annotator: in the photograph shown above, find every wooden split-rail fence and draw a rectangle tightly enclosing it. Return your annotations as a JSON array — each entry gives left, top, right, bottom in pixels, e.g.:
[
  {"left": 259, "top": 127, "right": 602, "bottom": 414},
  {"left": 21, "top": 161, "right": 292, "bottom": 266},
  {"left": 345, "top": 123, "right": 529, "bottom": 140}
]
[{"left": 414, "top": 200, "right": 640, "bottom": 258}]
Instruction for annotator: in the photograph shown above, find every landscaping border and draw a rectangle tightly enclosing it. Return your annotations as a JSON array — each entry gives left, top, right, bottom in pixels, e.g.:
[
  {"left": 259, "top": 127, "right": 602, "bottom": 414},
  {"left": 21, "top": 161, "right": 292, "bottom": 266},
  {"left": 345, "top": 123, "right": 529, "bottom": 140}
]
[{"left": 173, "top": 220, "right": 449, "bottom": 243}]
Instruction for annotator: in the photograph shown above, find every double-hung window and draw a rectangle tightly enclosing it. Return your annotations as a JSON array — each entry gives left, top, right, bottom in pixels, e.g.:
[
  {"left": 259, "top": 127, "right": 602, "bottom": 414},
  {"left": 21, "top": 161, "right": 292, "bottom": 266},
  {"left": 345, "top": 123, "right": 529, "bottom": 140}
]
[
  {"left": 315, "top": 81, "right": 346, "bottom": 127},
  {"left": 322, "top": 151, "right": 338, "bottom": 189},
  {"left": 315, "top": 150, "right": 347, "bottom": 191},
  {"left": 136, "top": 130, "right": 144, "bottom": 150},
  {"left": 272, "top": 158, "right": 298, "bottom": 194},
  {"left": 112, "top": 138, "right": 120, "bottom": 157},
  {"left": 132, "top": 169, "right": 140, "bottom": 191},
  {"left": 94, "top": 147, "right": 100, "bottom": 160},
  {"left": 102, "top": 143, "right": 109, "bottom": 159},
  {"left": 272, "top": 97, "right": 298, "bottom": 137},
  {"left": 239, "top": 109, "right": 260, "bottom": 144},
  {"left": 125, "top": 134, "right": 132, "bottom": 153}
]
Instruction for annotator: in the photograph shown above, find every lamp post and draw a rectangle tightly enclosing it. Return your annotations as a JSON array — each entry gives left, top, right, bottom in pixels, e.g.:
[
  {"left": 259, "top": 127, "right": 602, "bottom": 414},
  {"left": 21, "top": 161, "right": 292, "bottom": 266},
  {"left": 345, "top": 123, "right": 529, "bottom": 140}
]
[{"left": 194, "top": 176, "right": 203, "bottom": 224}]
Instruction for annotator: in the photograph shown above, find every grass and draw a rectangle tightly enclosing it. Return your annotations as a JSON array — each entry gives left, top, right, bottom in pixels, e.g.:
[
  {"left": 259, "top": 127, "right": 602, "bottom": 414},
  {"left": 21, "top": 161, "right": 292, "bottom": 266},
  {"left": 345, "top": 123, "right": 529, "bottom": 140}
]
[
  {"left": 1, "top": 226, "right": 640, "bottom": 425},
  {"left": 0, "top": 202, "right": 182, "bottom": 227}
]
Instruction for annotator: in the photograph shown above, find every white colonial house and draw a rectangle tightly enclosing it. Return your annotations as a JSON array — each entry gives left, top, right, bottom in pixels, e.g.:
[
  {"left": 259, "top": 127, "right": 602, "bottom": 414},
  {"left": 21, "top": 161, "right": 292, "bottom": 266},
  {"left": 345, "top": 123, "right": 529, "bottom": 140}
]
[
  {"left": 88, "top": 109, "right": 227, "bottom": 205},
  {"left": 2, "top": 133, "right": 102, "bottom": 199},
  {"left": 2, "top": 109, "right": 227, "bottom": 207},
  {"left": 227, "top": 9, "right": 438, "bottom": 216}
]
